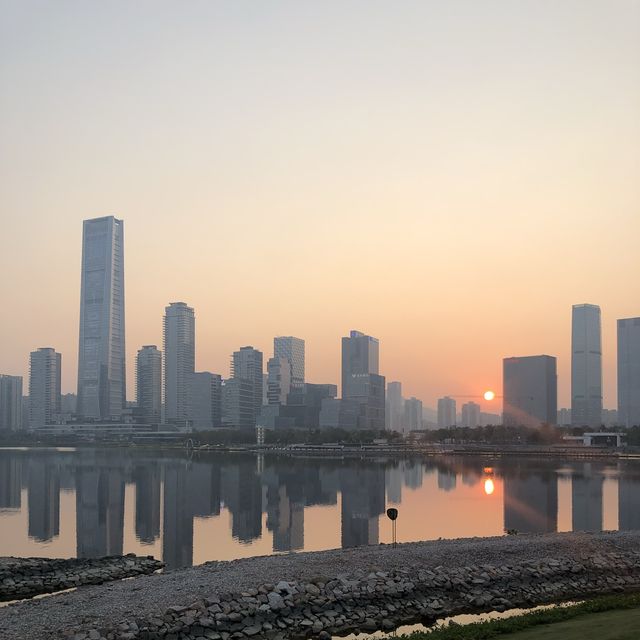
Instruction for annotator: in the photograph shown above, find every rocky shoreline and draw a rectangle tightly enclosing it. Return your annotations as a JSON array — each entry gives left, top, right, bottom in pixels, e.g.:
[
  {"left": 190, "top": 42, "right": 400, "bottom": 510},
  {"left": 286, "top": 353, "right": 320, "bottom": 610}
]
[
  {"left": 0, "top": 555, "right": 164, "bottom": 602},
  {"left": 2, "top": 532, "right": 640, "bottom": 640}
]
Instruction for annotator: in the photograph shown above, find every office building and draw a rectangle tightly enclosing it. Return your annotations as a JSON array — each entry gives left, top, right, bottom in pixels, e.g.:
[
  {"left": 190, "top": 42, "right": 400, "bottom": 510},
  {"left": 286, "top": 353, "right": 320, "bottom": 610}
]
[
  {"left": 461, "top": 401, "right": 481, "bottom": 428},
  {"left": 617, "top": 317, "right": 640, "bottom": 428},
  {"left": 437, "top": 396, "right": 456, "bottom": 428},
  {"left": 231, "top": 346, "right": 263, "bottom": 425},
  {"left": 341, "top": 330, "right": 379, "bottom": 398},
  {"left": 0, "top": 375, "right": 23, "bottom": 431},
  {"left": 274, "top": 337, "right": 305, "bottom": 387},
  {"left": 404, "top": 397, "right": 423, "bottom": 431},
  {"left": 557, "top": 408, "right": 572, "bottom": 426},
  {"left": 222, "top": 377, "right": 254, "bottom": 429},
  {"left": 503, "top": 355, "right": 557, "bottom": 427},
  {"left": 386, "top": 381, "right": 404, "bottom": 431},
  {"left": 267, "top": 357, "right": 291, "bottom": 405},
  {"left": 136, "top": 346, "right": 162, "bottom": 424},
  {"left": 187, "top": 372, "right": 222, "bottom": 429},
  {"left": 319, "top": 398, "right": 360, "bottom": 430},
  {"left": 29, "top": 348, "right": 62, "bottom": 428},
  {"left": 164, "top": 302, "right": 195, "bottom": 424},
  {"left": 77, "top": 216, "right": 126, "bottom": 420},
  {"left": 571, "top": 304, "right": 602, "bottom": 428}
]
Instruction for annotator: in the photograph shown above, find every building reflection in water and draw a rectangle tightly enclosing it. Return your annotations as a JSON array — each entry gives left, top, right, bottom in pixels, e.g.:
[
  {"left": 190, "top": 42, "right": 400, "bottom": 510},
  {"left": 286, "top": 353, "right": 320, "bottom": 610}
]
[{"left": 3, "top": 450, "right": 640, "bottom": 568}]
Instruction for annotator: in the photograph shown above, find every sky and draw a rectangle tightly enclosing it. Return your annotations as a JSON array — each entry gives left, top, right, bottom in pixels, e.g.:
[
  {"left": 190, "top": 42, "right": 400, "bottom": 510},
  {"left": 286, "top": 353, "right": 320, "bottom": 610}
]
[{"left": 1, "top": 0, "right": 639, "bottom": 410}]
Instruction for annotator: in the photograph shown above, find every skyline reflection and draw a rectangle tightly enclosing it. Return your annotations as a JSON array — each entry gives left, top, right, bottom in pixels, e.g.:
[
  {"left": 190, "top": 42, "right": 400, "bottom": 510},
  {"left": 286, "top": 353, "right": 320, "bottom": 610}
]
[{"left": 0, "top": 449, "right": 638, "bottom": 568}]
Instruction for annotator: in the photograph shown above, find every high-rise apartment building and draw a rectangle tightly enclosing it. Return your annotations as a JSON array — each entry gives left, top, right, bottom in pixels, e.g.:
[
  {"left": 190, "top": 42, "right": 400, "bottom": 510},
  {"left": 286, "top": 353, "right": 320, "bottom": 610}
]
[
  {"left": 437, "top": 396, "right": 456, "bottom": 428},
  {"left": 617, "top": 317, "right": 640, "bottom": 428},
  {"left": 164, "top": 302, "right": 195, "bottom": 424},
  {"left": 404, "top": 397, "right": 423, "bottom": 431},
  {"left": 136, "top": 345, "right": 162, "bottom": 424},
  {"left": 461, "top": 401, "right": 481, "bottom": 428},
  {"left": 386, "top": 381, "right": 404, "bottom": 431},
  {"left": 571, "top": 304, "right": 602, "bottom": 427},
  {"left": 77, "top": 216, "right": 126, "bottom": 420},
  {"left": 29, "top": 348, "right": 62, "bottom": 428},
  {"left": 231, "top": 346, "right": 263, "bottom": 425},
  {"left": 0, "top": 375, "right": 23, "bottom": 431},
  {"left": 273, "top": 337, "right": 305, "bottom": 387},
  {"left": 503, "top": 355, "right": 557, "bottom": 427}
]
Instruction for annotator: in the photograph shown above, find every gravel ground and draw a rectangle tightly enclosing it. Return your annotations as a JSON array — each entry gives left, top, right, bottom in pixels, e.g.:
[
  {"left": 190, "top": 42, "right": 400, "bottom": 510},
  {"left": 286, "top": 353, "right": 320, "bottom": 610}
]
[{"left": 1, "top": 531, "right": 640, "bottom": 640}]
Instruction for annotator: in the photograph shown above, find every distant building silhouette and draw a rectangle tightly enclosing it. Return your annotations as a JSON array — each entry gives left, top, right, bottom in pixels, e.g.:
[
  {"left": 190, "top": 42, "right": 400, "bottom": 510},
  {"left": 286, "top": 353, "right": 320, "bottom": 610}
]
[
  {"left": 231, "top": 347, "right": 264, "bottom": 426},
  {"left": 77, "top": 216, "right": 126, "bottom": 420},
  {"left": 503, "top": 355, "right": 557, "bottom": 427},
  {"left": 0, "top": 375, "right": 23, "bottom": 432},
  {"left": 164, "top": 302, "right": 195, "bottom": 425},
  {"left": 461, "top": 401, "right": 481, "bottom": 428},
  {"left": 386, "top": 381, "right": 404, "bottom": 431},
  {"left": 617, "top": 317, "right": 640, "bottom": 428},
  {"left": 29, "top": 348, "right": 61, "bottom": 428},
  {"left": 572, "top": 304, "right": 602, "bottom": 428},
  {"left": 437, "top": 396, "right": 456, "bottom": 428},
  {"left": 187, "top": 372, "right": 222, "bottom": 429},
  {"left": 267, "top": 357, "right": 291, "bottom": 405},
  {"left": 557, "top": 408, "right": 572, "bottom": 426},
  {"left": 222, "top": 377, "right": 254, "bottom": 428},
  {"left": 136, "top": 345, "right": 162, "bottom": 424},
  {"left": 404, "top": 397, "right": 423, "bottom": 431}
]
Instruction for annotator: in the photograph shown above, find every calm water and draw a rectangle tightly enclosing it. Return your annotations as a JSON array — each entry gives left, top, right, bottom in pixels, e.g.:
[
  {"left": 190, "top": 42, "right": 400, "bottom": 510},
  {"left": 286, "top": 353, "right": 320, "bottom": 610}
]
[{"left": 1, "top": 448, "right": 639, "bottom": 569}]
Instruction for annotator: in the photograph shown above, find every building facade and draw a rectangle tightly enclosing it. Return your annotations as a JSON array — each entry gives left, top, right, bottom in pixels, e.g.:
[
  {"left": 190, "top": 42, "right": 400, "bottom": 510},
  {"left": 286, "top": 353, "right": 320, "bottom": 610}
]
[
  {"left": 461, "top": 401, "right": 481, "bottom": 428},
  {"left": 404, "top": 397, "right": 423, "bottom": 431},
  {"left": 77, "top": 216, "right": 126, "bottom": 420},
  {"left": 164, "top": 302, "right": 195, "bottom": 425},
  {"left": 136, "top": 345, "right": 162, "bottom": 424},
  {"left": 187, "top": 372, "right": 222, "bottom": 430},
  {"left": 503, "top": 355, "right": 557, "bottom": 427},
  {"left": 0, "top": 375, "right": 23, "bottom": 431},
  {"left": 617, "top": 317, "right": 640, "bottom": 428},
  {"left": 29, "top": 348, "right": 62, "bottom": 428},
  {"left": 222, "top": 377, "right": 254, "bottom": 429},
  {"left": 341, "top": 330, "right": 379, "bottom": 399},
  {"left": 273, "top": 336, "right": 305, "bottom": 387},
  {"left": 437, "top": 396, "right": 456, "bottom": 428},
  {"left": 267, "top": 357, "right": 291, "bottom": 405},
  {"left": 231, "top": 346, "right": 263, "bottom": 425},
  {"left": 571, "top": 304, "right": 602, "bottom": 428},
  {"left": 386, "top": 381, "right": 404, "bottom": 431}
]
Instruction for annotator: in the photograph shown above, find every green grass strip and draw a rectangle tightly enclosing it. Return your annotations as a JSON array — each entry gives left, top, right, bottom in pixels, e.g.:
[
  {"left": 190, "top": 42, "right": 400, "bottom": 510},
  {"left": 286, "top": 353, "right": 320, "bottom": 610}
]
[{"left": 392, "top": 592, "right": 640, "bottom": 640}]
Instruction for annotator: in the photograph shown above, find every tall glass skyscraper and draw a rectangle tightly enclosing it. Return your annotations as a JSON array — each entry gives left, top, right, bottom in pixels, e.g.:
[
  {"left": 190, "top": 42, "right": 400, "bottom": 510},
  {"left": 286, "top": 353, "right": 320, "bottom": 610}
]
[
  {"left": 571, "top": 304, "right": 602, "bottom": 428},
  {"left": 77, "top": 216, "right": 126, "bottom": 420},
  {"left": 273, "top": 336, "right": 305, "bottom": 387},
  {"left": 618, "top": 317, "right": 640, "bottom": 428}
]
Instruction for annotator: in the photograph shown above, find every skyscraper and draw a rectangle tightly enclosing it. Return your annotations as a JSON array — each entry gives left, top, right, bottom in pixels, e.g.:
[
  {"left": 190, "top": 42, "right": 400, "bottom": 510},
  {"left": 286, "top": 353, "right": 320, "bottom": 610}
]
[
  {"left": 273, "top": 337, "right": 305, "bottom": 387},
  {"left": 136, "top": 345, "right": 162, "bottom": 424},
  {"left": 617, "top": 317, "right": 640, "bottom": 428},
  {"left": 163, "top": 303, "right": 195, "bottom": 424},
  {"left": 437, "top": 396, "right": 456, "bottom": 428},
  {"left": 29, "top": 348, "right": 62, "bottom": 428},
  {"left": 0, "top": 375, "right": 23, "bottom": 431},
  {"left": 461, "top": 401, "right": 481, "bottom": 428},
  {"left": 187, "top": 372, "right": 222, "bottom": 429},
  {"left": 503, "top": 355, "right": 557, "bottom": 427},
  {"left": 267, "top": 357, "right": 291, "bottom": 405},
  {"left": 386, "top": 381, "right": 404, "bottom": 431},
  {"left": 77, "top": 216, "right": 126, "bottom": 420},
  {"left": 571, "top": 304, "right": 602, "bottom": 428},
  {"left": 404, "top": 397, "right": 423, "bottom": 431},
  {"left": 231, "top": 346, "right": 264, "bottom": 425},
  {"left": 341, "top": 330, "right": 379, "bottom": 398}
]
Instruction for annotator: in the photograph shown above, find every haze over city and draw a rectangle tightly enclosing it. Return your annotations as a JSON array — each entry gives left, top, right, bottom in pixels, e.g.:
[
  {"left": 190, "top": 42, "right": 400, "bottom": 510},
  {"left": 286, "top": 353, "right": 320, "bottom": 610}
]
[{"left": 2, "top": 0, "right": 639, "bottom": 409}]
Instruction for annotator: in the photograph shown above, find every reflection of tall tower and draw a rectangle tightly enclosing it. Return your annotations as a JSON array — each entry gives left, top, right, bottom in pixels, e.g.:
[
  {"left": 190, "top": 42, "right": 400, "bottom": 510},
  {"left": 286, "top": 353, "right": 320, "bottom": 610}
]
[
  {"left": 571, "top": 304, "right": 602, "bottom": 428},
  {"left": 0, "top": 454, "right": 22, "bottom": 509},
  {"left": 571, "top": 464, "right": 603, "bottom": 532},
  {"left": 404, "top": 461, "right": 424, "bottom": 490},
  {"left": 221, "top": 461, "right": 263, "bottom": 543},
  {"left": 133, "top": 465, "right": 161, "bottom": 544},
  {"left": 28, "top": 460, "right": 60, "bottom": 542},
  {"left": 385, "top": 465, "right": 403, "bottom": 504},
  {"left": 340, "top": 465, "right": 385, "bottom": 548},
  {"left": 617, "top": 318, "right": 640, "bottom": 428},
  {"left": 77, "top": 216, "right": 126, "bottom": 420},
  {"left": 619, "top": 470, "right": 640, "bottom": 531},
  {"left": 76, "top": 467, "right": 125, "bottom": 557},
  {"left": 437, "top": 468, "right": 457, "bottom": 492},
  {"left": 162, "top": 463, "right": 194, "bottom": 569},
  {"left": 503, "top": 467, "right": 557, "bottom": 533}
]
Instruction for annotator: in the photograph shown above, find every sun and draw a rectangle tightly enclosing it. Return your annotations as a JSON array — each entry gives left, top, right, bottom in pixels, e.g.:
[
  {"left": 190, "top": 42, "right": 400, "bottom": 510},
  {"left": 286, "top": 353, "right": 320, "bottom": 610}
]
[{"left": 483, "top": 390, "right": 496, "bottom": 401}]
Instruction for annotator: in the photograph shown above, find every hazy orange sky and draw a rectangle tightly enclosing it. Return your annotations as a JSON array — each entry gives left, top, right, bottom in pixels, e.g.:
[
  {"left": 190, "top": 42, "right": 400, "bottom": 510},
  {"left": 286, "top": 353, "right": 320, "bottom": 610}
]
[{"left": 1, "top": 1, "right": 639, "bottom": 409}]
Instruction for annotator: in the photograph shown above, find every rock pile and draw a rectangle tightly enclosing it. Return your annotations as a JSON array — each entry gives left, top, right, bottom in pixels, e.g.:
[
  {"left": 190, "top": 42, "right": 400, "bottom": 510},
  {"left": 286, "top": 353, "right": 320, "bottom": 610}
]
[
  {"left": 0, "top": 555, "right": 163, "bottom": 602},
  {"left": 64, "top": 550, "right": 640, "bottom": 640}
]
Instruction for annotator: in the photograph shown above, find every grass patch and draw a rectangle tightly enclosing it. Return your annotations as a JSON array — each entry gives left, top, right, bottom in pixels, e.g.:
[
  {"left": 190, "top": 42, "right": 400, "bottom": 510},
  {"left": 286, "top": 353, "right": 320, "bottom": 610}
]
[{"left": 393, "top": 592, "right": 640, "bottom": 640}]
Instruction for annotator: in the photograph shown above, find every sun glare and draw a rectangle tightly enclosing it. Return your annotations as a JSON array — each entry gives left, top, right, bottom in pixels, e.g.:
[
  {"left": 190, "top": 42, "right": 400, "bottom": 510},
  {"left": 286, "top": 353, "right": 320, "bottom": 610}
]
[
  {"left": 484, "top": 478, "right": 495, "bottom": 495},
  {"left": 483, "top": 390, "right": 496, "bottom": 401}
]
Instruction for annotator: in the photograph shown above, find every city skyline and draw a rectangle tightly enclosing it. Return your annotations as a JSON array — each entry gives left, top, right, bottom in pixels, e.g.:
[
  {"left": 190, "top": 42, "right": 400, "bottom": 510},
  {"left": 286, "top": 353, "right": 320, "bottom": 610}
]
[{"left": 1, "top": 2, "right": 639, "bottom": 409}]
